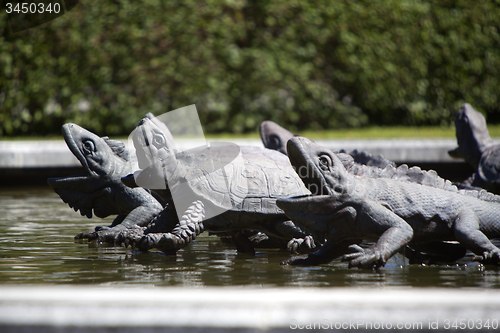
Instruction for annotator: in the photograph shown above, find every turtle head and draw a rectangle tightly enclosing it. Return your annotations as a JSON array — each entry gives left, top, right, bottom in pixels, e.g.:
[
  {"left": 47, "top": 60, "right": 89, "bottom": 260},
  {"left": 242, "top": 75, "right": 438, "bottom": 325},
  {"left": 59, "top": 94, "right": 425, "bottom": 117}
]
[
  {"left": 126, "top": 116, "right": 180, "bottom": 194},
  {"left": 132, "top": 117, "right": 176, "bottom": 169}
]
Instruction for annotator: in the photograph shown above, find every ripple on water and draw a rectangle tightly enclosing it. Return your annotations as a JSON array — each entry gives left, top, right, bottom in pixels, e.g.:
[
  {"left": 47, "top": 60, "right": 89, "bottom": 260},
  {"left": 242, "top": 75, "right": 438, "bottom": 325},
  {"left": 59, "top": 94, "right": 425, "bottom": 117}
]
[{"left": 0, "top": 187, "right": 500, "bottom": 287}]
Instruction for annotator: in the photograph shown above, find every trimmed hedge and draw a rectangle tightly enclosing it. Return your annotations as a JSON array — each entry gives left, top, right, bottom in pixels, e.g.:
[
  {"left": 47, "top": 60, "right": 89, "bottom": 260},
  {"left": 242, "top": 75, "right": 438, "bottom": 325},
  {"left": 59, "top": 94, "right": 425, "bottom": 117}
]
[{"left": 1, "top": 0, "right": 499, "bottom": 136}]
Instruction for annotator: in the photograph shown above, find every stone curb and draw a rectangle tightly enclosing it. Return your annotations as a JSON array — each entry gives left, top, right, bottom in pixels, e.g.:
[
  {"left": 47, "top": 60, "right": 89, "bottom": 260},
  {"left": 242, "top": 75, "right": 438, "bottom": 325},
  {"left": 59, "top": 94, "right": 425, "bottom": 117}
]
[
  {"left": 2, "top": 138, "right": 494, "bottom": 168},
  {"left": 0, "top": 286, "right": 499, "bottom": 330}
]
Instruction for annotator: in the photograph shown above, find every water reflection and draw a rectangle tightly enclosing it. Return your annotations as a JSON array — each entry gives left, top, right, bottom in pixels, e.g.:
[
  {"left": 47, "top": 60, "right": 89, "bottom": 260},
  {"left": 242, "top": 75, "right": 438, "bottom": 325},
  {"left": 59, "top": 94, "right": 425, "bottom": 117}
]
[{"left": 0, "top": 187, "right": 499, "bottom": 288}]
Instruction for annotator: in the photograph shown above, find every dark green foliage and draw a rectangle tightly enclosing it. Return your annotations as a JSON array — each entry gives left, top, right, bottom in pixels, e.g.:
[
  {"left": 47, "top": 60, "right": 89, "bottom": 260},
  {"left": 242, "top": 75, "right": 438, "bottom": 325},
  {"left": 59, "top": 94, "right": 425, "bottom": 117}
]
[{"left": 1, "top": 0, "right": 499, "bottom": 136}]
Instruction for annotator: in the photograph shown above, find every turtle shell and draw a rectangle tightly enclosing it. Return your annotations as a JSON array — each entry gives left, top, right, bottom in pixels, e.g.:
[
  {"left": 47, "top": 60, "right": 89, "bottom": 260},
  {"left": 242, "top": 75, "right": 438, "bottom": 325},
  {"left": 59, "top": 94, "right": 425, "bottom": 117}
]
[{"left": 179, "top": 145, "right": 310, "bottom": 215}]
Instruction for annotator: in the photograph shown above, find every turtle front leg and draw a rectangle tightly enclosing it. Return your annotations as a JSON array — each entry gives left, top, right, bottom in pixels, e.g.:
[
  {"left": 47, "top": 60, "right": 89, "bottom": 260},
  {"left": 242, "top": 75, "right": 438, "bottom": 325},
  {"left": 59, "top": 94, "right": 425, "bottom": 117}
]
[{"left": 138, "top": 200, "right": 205, "bottom": 254}]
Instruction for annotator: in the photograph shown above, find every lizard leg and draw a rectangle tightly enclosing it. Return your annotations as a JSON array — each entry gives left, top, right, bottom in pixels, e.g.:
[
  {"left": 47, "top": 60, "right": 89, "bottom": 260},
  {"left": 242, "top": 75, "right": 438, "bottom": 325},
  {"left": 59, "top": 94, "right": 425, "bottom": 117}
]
[
  {"left": 116, "top": 204, "right": 178, "bottom": 248},
  {"left": 288, "top": 206, "right": 359, "bottom": 255},
  {"left": 275, "top": 220, "right": 319, "bottom": 254},
  {"left": 280, "top": 206, "right": 362, "bottom": 265},
  {"left": 75, "top": 215, "right": 127, "bottom": 241},
  {"left": 287, "top": 235, "right": 318, "bottom": 254},
  {"left": 343, "top": 201, "right": 414, "bottom": 269},
  {"left": 138, "top": 200, "right": 205, "bottom": 254},
  {"left": 97, "top": 204, "right": 164, "bottom": 244},
  {"left": 453, "top": 210, "right": 500, "bottom": 264},
  {"left": 274, "top": 220, "right": 307, "bottom": 239},
  {"left": 281, "top": 240, "right": 363, "bottom": 266},
  {"left": 231, "top": 219, "right": 305, "bottom": 254}
]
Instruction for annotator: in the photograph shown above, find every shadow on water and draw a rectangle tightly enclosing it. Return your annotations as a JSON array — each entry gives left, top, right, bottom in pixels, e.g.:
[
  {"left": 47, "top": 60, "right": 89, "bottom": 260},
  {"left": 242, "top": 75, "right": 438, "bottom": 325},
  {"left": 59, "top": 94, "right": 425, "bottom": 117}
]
[{"left": 1, "top": 187, "right": 499, "bottom": 288}]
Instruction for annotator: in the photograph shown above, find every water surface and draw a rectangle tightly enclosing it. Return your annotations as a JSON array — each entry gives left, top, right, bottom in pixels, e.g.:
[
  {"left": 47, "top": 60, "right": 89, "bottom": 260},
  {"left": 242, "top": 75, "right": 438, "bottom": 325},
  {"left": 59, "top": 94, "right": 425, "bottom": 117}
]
[{"left": 1, "top": 187, "right": 499, "bottom": 288}]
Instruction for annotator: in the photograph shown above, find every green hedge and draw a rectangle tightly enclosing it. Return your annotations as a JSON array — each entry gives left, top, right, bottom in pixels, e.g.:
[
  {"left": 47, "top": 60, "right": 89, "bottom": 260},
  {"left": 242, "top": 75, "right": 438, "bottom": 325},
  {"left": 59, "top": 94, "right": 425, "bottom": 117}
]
[{"left": 1, "top": 0, "right": 499, "bottom": 136}]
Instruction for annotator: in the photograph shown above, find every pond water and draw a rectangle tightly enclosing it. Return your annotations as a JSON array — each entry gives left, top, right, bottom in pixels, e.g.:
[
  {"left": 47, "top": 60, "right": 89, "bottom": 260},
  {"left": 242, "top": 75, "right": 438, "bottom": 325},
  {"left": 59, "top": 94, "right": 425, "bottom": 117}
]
[{"left": 1, "top": 187, "right": 500, "bottom": 288}]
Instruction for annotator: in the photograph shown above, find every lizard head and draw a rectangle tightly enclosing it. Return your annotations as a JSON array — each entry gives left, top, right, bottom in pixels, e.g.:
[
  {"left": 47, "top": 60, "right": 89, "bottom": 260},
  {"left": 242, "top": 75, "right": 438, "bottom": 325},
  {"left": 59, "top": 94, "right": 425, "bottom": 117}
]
[
  {"left": 47, "top": 123, "right": 133, "bottom": 218},
  {"left": 62, "top": 123, "right": 129, "bottom": 178},
  {"left": 286, "top": 136, "right": 349, "bottom": 198},
  {"left": 276, "top": 137, "right": 352, "bottom": 239}
]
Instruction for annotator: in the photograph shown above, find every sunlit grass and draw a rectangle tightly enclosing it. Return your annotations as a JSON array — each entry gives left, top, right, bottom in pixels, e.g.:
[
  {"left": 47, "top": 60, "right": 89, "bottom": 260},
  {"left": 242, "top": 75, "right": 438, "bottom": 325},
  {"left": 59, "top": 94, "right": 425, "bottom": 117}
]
[{"left": 3, "top": 125, "right": 500, "bottom": 141}]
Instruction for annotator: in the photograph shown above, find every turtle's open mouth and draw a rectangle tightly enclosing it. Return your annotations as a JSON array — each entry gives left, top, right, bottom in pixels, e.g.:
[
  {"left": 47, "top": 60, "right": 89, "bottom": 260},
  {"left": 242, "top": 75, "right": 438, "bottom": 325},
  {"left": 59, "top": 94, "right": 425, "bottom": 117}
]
[{"left": 286, "top": 137, "right": 331, "bottom": 197}]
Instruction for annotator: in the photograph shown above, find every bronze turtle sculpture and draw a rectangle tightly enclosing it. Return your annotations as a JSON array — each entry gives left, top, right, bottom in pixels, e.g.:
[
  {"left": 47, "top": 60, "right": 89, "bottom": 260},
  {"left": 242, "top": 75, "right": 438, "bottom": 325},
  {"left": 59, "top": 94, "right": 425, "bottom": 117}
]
[{"left": 119, "top": 116, "right": 312, "bottom": 254}]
